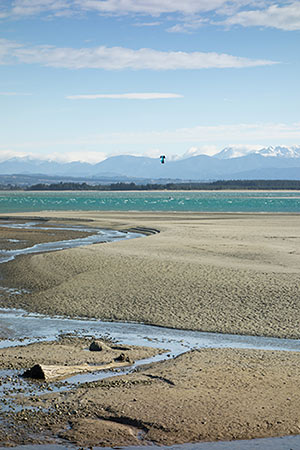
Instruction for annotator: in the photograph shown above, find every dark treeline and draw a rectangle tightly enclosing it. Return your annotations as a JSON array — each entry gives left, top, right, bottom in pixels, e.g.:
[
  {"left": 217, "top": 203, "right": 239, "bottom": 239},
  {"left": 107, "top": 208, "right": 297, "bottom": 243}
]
[
  {"left": 27, "top": 180, "right": 300, "bottom": 191},
  {"left": 0, "top": 184, "right": 23, "bottom": 190}
]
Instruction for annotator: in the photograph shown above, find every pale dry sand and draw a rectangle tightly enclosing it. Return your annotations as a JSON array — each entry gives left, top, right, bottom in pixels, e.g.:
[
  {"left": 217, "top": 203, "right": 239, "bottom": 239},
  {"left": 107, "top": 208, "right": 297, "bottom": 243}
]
[{"left": 1, "top": 211, "right": 300, "bottom": 339}]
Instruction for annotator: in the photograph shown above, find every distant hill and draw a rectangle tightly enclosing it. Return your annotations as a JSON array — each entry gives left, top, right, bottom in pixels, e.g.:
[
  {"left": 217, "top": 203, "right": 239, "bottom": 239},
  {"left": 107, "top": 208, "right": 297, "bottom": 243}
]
[{"left": 1, "top": 146, "right": 300, "bottom": 182}]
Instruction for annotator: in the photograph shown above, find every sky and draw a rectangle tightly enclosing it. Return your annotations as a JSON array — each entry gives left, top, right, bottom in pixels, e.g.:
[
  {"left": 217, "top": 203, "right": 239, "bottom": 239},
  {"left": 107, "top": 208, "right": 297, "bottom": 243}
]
[{"left": 0, "top": 0, "right": 300, "bottom": 163}]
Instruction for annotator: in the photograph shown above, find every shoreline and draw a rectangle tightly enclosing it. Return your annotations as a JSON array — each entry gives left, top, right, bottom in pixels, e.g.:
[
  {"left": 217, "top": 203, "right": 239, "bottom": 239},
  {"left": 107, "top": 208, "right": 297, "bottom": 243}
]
[{"left": 3, "top": 188, "right": 300, "bottom": 192}]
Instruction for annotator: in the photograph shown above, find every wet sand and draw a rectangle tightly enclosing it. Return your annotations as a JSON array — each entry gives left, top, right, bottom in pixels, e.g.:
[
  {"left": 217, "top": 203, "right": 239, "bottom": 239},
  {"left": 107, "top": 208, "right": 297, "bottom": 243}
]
[
  {"left": 1, "top": 211, "right": 300, "bottom": 447},
  {"left": 1, "top": 211, "right": 300, "bottom": 339},
  {"left": 1, "top": 343, "right": 300, "bottom": 447},
  {"left": 0, "top": 335, "right": 164, "bottom": 371},
  {"left": 0, "top": 218, "right": 94, "bottom": 251}
]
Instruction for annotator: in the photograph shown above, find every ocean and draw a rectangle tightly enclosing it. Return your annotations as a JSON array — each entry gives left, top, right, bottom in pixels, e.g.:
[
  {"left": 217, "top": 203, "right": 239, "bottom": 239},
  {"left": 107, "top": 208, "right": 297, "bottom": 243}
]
[{"left": 1, "top": 190, "right": 300, "bottom": 213}]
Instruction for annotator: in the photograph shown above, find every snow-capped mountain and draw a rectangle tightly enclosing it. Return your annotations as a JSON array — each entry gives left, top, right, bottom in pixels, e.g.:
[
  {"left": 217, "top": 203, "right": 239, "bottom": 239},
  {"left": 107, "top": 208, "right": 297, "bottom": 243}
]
[
  {"left": 213, "top": 146, "right": 259, "bottom": 159},
  {"left": 214, "top": 146, "right": 300, "bottom": 160},
  {"left": 1, "top": 146, "right": 300, "bottom": 181},
  {"left": 258, "top": 146, "right": 300, "bottom": 158}
]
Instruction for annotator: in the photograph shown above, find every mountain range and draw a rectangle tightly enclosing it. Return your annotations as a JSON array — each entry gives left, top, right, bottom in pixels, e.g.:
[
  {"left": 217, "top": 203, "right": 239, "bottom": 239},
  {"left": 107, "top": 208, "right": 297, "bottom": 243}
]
[{"left": 1, "top": 146, "right": 300, "bottom": 182}]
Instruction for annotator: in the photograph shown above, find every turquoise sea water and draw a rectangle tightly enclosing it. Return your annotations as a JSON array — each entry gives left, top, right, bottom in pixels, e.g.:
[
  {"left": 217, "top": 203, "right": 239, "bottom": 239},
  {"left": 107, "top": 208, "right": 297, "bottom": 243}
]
[{"left": 1, "top": 190, "right": 300, "bottom": 213}]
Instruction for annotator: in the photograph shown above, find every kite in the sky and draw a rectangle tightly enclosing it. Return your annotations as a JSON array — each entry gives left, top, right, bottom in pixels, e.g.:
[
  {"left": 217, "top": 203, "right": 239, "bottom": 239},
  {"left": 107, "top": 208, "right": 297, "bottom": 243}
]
[{"left": 160, "top": 155, "right": 166, "bottom": 164}]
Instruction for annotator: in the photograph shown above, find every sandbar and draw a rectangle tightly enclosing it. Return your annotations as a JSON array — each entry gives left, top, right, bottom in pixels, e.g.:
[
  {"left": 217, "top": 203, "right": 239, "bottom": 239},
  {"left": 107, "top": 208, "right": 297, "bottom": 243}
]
[{"left": 1, "top": 211, "right": 300, "bottom": 339}]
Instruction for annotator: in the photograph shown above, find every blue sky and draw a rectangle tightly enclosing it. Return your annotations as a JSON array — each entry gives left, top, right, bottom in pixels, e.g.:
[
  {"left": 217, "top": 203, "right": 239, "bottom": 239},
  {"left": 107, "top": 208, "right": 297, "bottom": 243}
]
[{"left": 0, "top": 0, "right": 300, "bottom": 162}]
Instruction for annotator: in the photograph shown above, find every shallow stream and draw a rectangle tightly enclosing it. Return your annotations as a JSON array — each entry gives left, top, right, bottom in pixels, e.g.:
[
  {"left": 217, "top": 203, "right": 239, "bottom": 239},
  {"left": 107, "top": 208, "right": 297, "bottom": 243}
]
[{"left": 0, "top": 220, "right": 142, "bottom": 264}]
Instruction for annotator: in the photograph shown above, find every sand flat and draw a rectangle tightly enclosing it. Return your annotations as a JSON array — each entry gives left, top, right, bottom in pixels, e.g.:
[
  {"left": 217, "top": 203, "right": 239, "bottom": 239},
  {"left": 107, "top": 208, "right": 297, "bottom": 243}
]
[
  {"left": 1, "top": 211, "right": 300, "bottom": 447},
  {"left": 1, "top": 211, "right": 300, "bottom": 338}
]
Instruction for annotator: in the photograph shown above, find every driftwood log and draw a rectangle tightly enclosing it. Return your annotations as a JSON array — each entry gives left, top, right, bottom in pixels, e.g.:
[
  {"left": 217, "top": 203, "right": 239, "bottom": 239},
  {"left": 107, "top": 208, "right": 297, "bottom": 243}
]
[{"left": 21, "top": 361, "right": 131, "bottom": 382}]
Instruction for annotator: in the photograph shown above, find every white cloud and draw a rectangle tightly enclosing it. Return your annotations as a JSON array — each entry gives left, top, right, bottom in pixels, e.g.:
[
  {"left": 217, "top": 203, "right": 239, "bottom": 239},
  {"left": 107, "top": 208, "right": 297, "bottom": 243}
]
[
  {"left": 164, "top": 122, "right": 300, "bottom": 143},
  {"left": 10, "top": 0, "right": 72, "bottom": 17},
  {"left": 0, "top": 149, "right": 107, "bottom": 163},
  {"left": 182, "top": 145, "right": 221, "bottom": 157},
  {"left": 6, "top": 0, "right": 233, "bottom": 17},
  {"left": 108, "top": 121, "right": 300, "bottom": 145},
  {"left": 66, "top": 92, "right": 183, "bottom": 100},
  {"left": 0, "top": 39, "right": 23, "bottom": 65},
  {"left": 79, "top": 0, "right": 230, "bottom": 15},
  {"left": 167, "top": 17, "right": 207, "bottom": 33},
  {"left": 3, "top": 1, "right": 299, "bottom": 33},
  {"left": 134, "top": 21, "right": 161, "bottom": 27},
  {"left": 142, "top": 148, "right": 166, "bottom": 158},
  {"left": 49, "top": 150, "right": 108, "bottom": 162},
  {"left": 0, "top": 39, "right": 276, "bottom": 69},
  {"left": 0, "top": 150, "right": 30, "bottom": 162},
  {"left": 223, "top": 2, "right": 300, "bottom": 31}
]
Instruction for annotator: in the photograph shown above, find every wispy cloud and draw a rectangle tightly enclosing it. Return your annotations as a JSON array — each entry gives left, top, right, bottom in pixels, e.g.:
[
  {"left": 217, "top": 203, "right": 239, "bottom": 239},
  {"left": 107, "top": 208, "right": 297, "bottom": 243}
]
[
  {"left": 117, "top": 122, "right": 300, "bottom": 146},
  {"left": 66, "top": 93, "right": 183, "bottom": 100},
  {"left": 0, "top": 91, "right": 31, "bottom": 96},
  {"left": 134, "top": 21, "right": 161, "bottom": 27},
  {"left": 44, "top": 150, "right": 108, "bottom": 163},
  {"left": 3, "top": 1, "right": 299, "bottom": 32},
  {"left": 5, "top": 1, "right": 238, "bottom": 17},
  {"left": 0, "top": 39, "right": 277, "bottom": 69},
  {"left": 0, "top": 39, "right": 23, "bottom": 65},
  {"left": 0, "top": 149, "right": 108, "bottom": 163},
  {"left": 222, "top": 2, "right": 300, "bottom": 31},
  {"left": 167, "top": 17, "right": 207, "bottom": 33},
  {"left": 168, "top": 122, "right": 300, "bottom": 143},
  {"left": 8, "top": 0, "right": 73, "bottom": 17}
]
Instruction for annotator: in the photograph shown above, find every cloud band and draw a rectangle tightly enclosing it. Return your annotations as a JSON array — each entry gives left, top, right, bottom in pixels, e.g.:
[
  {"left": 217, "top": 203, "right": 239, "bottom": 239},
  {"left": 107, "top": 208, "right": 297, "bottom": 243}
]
[
  {"left": 66, "top": 93, "right": 183, "bottom": 100},
  {"left": 0, "top": 39, "right": 277, "bottom": 70}
]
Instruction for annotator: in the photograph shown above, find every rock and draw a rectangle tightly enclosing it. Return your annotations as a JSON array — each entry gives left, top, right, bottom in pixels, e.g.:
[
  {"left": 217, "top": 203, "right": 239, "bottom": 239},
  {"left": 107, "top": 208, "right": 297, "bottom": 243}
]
[
  {"left": 89, "top": 341, "right": 103, "bottom": 352},
  {"left": 114, "top": 353, "right": 132, "bottom": 363}
]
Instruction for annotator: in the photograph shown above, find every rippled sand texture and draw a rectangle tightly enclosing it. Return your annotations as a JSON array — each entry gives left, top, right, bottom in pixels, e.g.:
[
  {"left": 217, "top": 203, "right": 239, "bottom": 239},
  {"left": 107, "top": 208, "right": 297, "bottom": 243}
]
[
  {"left": 1, "top": 211, "right": 300, "bottom": 338},
  {"left": 3, "top": 346, "right": 300, "bottom": 447}
]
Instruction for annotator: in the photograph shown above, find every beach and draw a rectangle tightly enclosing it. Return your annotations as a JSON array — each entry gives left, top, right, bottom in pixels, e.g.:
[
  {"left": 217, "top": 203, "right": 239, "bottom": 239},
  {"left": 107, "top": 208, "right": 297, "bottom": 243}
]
[
  {"left": 1, "top": 211, "right": 300, "bottom": 447},
  {"left": 1, "top": 211, "right": 300, "bottom": 338}
]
